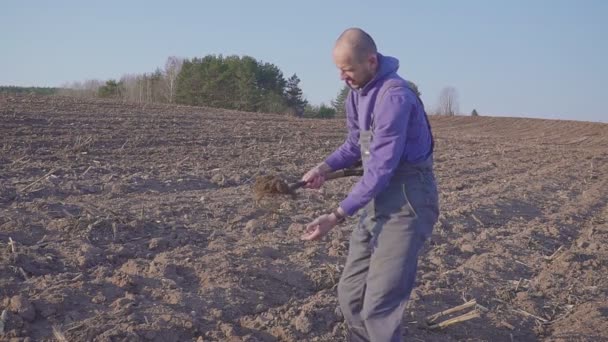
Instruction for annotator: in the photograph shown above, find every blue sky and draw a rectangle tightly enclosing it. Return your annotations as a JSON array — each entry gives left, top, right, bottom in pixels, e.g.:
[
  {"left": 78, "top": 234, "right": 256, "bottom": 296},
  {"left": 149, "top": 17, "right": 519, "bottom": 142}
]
[{"left": 1, "top": 0, "right": 606, "bottom": 122}]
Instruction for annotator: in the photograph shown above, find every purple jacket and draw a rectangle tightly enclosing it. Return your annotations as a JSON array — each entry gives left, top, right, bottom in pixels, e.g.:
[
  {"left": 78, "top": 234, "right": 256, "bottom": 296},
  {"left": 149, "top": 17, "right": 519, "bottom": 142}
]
[{"left": 324, "top": 53, "right": 433, "bottom": 216}]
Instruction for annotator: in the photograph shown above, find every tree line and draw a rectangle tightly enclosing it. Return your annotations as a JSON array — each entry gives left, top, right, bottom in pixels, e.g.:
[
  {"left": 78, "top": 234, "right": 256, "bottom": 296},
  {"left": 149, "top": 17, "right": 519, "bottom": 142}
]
[
  {"left": 2, "top": 54, "right": 479, "bottom": 118},
  {"left": 0, "top": 86, "right": 58, "bottom": 96},
  {"left": 59, "top": 56, "right": 184, "bottom": 105},
  {"left": 175, "top": 55, "right": 305, "bottom": 115},
  {"left": 57, "top": 55, "right": 341, "bottom": 118}
]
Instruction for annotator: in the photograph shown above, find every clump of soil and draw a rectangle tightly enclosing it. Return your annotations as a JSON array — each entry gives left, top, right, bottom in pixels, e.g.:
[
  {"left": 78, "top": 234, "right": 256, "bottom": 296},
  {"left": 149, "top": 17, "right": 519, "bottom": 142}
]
[{"left": 252, "top": 175, "right": 293, "bottom": 199}]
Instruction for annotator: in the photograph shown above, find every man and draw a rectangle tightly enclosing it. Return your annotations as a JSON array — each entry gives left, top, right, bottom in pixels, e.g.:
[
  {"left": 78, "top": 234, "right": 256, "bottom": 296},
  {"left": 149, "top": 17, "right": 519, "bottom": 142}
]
[{"left": 301, "top": 28, "right": 439, "bottom": 342}]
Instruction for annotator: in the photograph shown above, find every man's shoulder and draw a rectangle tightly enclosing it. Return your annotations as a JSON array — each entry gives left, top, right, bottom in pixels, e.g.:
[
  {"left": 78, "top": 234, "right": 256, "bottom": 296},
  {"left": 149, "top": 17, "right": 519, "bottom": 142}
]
[
  {"left": 381, "top": 74, "right": 408, "bottom": 87},
  {"left": 377, "top": 75, "right": 417, "bottom": 101}
]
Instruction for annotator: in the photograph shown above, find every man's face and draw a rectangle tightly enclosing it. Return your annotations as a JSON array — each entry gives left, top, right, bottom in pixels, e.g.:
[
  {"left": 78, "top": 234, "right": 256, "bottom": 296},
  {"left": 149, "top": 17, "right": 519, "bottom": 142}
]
[{"left": 333, "top": 47, "right": 377, "bottom": 89}]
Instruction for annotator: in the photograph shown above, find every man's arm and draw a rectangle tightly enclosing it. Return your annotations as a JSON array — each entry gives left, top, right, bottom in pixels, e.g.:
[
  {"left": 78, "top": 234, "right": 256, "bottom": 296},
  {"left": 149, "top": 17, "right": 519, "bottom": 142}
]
[
  {"left": 324, "top": 91, "right": 361, "bottom": 171},
  {"left": 339, "top": 88, "right": 414, "bottom": 216}
]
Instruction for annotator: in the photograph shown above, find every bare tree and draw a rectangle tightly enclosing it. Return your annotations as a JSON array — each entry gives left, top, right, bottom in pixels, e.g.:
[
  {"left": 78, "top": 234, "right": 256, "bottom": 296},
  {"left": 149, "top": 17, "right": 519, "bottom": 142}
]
[
  {"left": 120, "top": 74, "right": 141, "bottom": 103},
  {"left": 58, "top": 79, "right": 103, "bottom": 98},
  {"left": 58, "top": 56, "right": 180, "bottom": 104},
  {"left": 437, "top": 86, "right": 459, "bottom": 116},
  {"left": 164, "top": 56, "right": 183, "bottom": 103},
  {"left": 82, "top": 79, "right": 103, "bottom": 98},
  {"left": 57, "top": 81, "right": 80, "bottom": 97}
]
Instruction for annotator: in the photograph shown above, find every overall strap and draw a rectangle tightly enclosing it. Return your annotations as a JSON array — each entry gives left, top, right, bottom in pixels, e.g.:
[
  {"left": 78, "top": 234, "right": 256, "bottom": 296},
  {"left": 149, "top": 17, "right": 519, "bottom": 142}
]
[{"left": 373, "top": 79, "right": 435, "bottom": 159}]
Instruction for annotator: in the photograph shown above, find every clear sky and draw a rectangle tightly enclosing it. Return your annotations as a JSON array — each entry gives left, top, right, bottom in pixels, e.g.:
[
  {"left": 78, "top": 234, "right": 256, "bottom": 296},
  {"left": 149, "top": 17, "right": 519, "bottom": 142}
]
[{"left": 2, "top": 0, "right": 606, "bottom": 122}]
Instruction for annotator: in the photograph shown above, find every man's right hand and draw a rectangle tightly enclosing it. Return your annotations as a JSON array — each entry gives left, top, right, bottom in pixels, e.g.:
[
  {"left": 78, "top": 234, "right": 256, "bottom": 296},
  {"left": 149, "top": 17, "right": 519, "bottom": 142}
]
[{"left": 302, "top": 162, "right": 332, "bottom": 189}]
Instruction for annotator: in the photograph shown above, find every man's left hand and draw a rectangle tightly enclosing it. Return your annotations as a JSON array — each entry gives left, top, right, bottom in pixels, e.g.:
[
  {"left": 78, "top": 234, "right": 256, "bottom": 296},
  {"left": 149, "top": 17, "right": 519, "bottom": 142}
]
[{"left": 301, "top": 214, "right": 338, "bottom": 241}]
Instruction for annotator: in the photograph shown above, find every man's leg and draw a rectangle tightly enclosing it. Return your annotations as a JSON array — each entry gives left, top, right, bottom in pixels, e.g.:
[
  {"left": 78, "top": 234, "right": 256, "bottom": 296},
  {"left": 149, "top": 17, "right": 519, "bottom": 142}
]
[
  {"left": 337, "top": 221, "right": 373, "bottom": 342},
  {"left": 361, "top": 219, "right": 427, "bottom": 342}
]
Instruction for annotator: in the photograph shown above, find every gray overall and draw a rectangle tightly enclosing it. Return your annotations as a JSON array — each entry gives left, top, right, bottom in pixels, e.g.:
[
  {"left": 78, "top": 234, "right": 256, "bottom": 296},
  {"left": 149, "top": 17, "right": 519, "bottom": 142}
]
[{"left": 337, "top": 93, "right": 439, "bottom": 341}]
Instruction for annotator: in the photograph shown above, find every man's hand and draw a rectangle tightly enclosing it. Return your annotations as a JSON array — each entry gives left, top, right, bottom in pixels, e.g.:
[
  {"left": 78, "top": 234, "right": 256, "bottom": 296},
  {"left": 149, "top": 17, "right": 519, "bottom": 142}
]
[
  {"left": 302, "top": 163, "right": 332, "bottom": 189},
  {"left": 301, "top": 213, "right": 338, "bottom": 241}
]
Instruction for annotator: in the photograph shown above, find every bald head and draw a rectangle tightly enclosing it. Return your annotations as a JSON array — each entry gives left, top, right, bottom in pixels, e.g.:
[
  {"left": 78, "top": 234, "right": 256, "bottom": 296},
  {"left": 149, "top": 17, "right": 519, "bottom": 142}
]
[
  {"left": 335, "top": 28, "right": 377, "bottom": 63},
  {"left": 332, "top": 28, "right": 379, "bottom": 89}
]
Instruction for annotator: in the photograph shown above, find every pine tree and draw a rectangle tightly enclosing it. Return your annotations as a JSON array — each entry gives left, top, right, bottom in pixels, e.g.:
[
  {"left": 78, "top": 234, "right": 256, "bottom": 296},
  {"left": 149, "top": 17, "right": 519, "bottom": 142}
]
[
  {"left": 284, "top": 74, "right": 308, "bottom": 117},
  {"left": 98, "top": 80, "right": 121, "bottom": 98},
  {"left": 331, "top": 85, "right": 350, "bottom": 117},
  {"left": 471, "top": 109, "right": 479, "bottom": 116},
  {"left": 317, "top": 103, "right": 337, "bottom": 118}
]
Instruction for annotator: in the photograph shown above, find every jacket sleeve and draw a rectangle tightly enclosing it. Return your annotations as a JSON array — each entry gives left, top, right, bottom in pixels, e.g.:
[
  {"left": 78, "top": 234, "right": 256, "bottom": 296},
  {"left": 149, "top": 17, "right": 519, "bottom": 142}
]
[{"left": 339, "top": 88, "right": 414, "bottom": 216}]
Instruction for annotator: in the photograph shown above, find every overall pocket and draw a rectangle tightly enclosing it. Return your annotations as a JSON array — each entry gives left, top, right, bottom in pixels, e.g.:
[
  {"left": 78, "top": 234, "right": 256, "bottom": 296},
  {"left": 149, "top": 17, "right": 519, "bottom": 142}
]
[{"left": 373, "top": 181, "right": 417, "bottom": 221}]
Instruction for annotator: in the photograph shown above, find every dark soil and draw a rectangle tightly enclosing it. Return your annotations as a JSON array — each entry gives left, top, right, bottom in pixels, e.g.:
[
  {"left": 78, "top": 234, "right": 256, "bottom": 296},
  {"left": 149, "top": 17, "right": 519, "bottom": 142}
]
[{"left": 1, "top": 94, "right": 607, "bottom": 341}]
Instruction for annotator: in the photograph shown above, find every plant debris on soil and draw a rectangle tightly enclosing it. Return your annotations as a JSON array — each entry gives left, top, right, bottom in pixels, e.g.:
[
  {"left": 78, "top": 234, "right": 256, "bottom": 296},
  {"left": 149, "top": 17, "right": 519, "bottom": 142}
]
[{"left": 0, "top": 94, "right": 607, "bottom": 341}]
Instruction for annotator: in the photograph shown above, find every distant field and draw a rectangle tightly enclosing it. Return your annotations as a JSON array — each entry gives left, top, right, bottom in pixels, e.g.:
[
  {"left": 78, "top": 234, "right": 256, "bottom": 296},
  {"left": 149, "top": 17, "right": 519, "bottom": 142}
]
[{"left": 1, "top": 94, "right": 607, "bottom": 341}]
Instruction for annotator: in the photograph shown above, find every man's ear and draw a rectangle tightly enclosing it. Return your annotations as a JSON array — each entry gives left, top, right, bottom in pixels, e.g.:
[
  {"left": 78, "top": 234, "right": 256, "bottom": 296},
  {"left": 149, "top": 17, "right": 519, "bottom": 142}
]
[{"left": 368, "top": 54, "right": 378, "bottom": 68}]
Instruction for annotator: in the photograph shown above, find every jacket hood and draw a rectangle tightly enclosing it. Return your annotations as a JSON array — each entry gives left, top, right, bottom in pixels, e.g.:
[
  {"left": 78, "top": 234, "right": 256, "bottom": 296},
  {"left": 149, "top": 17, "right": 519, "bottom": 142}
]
[{"left": 359, "top": 53, "right": 399, "bottom": 95}]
